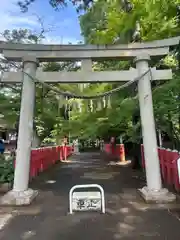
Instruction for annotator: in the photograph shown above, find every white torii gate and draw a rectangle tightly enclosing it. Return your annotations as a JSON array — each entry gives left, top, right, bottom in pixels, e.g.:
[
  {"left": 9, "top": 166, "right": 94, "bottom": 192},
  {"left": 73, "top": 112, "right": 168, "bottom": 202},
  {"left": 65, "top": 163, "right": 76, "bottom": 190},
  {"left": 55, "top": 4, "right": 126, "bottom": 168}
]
[{"left": 0, "top": 36, "right": 179, "bottom": 205}]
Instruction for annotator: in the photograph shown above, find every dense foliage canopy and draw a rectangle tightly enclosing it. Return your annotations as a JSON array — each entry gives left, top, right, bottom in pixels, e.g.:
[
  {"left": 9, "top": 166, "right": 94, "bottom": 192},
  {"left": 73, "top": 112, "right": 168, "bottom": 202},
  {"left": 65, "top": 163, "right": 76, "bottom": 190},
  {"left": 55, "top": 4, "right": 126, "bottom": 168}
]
[{"left": 1, "top": 0, "right": 180, "bottom": 149}]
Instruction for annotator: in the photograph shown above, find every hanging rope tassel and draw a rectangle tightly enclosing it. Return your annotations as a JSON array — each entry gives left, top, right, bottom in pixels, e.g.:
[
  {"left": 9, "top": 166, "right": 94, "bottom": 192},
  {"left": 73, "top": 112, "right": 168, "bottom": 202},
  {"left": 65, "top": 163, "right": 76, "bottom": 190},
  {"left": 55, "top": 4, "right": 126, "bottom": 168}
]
[
  {"left": 85, "top": 100, "right": 89, "bottom": 112},
  {"left": 72, "top": 99, "right": 78, "bottom": 112},
  {"left": 87, "top": 99, "right": 93, "bottom": 112},
  {"left": 68, "top": 100, "right": 71, "bottom": 120},
  {"left": 64, "top": 96, "right": 69, "bottom": 120},
  {"left": 78, "top": 101, "right": 82, "bottom": 113},
  {"left": 107, "top": 96, "right": 111, "bottom": 108},
  {"left": 102, "top": 96, "right": 106, "bottom": 108},
  {"left": 90, "top": 99, "right": 93, "bottom": 112},
  {"left": 97, "top": 99, "right": 102, "bottom": 111}
]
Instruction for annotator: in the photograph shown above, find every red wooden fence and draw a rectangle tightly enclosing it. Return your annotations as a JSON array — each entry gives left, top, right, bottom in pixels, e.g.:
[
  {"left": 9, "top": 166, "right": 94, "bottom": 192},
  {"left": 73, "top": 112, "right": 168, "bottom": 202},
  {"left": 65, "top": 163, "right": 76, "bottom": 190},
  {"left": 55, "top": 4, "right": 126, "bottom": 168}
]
[
  {"left": 15, "top": 145, "right": 73, "bottom": 180},
  {"left": 141, "top": 145, "right": 180, "bottom": 191},
  {"left": 104, "top": 143, "right": 125, "bottom": 160},
  {"left": 104, "top": 143, "right": 180, "bottom": 191}
]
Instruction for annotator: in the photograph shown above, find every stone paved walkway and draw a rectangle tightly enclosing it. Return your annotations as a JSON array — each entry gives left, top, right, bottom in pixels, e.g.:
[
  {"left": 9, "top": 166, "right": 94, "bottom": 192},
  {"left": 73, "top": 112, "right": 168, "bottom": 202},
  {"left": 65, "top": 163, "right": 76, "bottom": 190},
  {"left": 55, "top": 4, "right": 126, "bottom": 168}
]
[{"left": 1, "top": 152, "right": 180, "bottom": 239}]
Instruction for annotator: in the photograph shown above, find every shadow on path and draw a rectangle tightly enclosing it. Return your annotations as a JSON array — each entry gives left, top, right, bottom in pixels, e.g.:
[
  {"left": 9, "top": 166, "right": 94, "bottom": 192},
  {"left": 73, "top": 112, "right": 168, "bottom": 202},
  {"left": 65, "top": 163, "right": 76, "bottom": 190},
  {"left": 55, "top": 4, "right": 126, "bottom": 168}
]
[{"left": 1, "top": 152, "right": 180, "bottom": 239}]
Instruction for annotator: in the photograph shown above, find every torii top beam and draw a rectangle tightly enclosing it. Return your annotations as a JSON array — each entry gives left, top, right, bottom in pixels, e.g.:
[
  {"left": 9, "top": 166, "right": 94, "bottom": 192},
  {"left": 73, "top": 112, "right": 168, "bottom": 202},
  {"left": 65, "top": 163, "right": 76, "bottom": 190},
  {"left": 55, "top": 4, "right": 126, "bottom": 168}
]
[{"left": 0, "top": 36, "right": 180, "bottom": 62}]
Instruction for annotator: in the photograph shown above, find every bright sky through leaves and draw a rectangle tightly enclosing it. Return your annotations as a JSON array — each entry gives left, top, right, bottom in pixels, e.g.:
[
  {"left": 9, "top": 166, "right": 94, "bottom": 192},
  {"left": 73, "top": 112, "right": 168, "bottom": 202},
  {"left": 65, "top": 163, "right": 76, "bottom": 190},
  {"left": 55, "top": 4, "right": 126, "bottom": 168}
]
[{"left": 0, "top": 0, "right": 82, "bottom": 43}]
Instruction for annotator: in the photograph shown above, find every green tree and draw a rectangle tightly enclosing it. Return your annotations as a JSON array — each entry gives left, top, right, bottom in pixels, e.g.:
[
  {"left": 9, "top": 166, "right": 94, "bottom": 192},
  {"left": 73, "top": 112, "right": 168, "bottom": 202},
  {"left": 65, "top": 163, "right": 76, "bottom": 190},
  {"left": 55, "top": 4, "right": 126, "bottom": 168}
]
[
  {"left": 78, "top": 0, "right": 180, "bottom": 148},
  {"left": 3, "top": 0, "right": 180, "bottom": 148},
  {"left": 0, "top": 28, "right": 57, "bottom": 143},
  {"left": 80, "top": 0, "right": 180, "bottom": 44}
]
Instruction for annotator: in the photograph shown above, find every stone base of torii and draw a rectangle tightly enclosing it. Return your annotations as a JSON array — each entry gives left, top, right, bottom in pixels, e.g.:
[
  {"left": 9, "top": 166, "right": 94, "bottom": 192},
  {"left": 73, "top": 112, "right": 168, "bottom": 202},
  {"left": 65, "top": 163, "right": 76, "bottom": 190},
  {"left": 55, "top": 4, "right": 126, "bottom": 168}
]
[
  {"left": 138, "top": 187, "right": 175, "bottom": 203},
  {"left": 1, "top": 189, "right": 38, "bottom": 206}
]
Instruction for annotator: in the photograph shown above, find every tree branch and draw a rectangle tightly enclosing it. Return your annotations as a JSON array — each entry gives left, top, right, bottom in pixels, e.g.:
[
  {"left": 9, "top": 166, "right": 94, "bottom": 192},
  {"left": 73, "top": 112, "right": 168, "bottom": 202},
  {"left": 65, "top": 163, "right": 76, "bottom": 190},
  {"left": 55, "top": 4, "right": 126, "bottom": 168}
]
[{"left": 17, "top": 0, "right": 93, "bottom": 12}]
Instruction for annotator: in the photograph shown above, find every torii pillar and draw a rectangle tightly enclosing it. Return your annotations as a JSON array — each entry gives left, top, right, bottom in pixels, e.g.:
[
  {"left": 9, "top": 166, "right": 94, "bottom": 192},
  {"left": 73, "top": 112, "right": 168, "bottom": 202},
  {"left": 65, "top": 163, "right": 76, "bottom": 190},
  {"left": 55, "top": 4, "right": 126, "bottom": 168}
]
[
  {"left": 1, "top": 56, "right": 38, "bottom": 205},
  {"left": 135, "top": 54, "right": 175, "bottom": 202}
]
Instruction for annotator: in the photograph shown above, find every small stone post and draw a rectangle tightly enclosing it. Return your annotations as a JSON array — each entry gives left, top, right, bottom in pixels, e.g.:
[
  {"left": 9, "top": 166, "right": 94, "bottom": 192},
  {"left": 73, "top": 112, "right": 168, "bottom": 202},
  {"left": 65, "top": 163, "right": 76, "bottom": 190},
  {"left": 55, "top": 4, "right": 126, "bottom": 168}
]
[
  {"left": 1, "top": 56, "right": 38, "bottom": 205},
  {"left": 135, "top": 54, "right": 175, "bottom": 202}
]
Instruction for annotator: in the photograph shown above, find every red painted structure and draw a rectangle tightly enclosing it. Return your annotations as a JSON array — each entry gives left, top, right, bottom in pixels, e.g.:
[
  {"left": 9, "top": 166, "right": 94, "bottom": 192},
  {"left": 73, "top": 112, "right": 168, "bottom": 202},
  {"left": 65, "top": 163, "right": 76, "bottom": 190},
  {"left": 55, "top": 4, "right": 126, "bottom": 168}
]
[
  {"left": 119, "top": 144, "right": 125, "bottom": 162},
  {"left": 141, "top": 145, "right": 180, "bottom": 191},
  {"left": 15, "top": 145, "right": 73, "bottom": 180},
  {"left": 104, "top": 143, "right": 126, "bottom": 162},
  {"left": 104, "top": 143, "right": 180, "bottom": 191}
]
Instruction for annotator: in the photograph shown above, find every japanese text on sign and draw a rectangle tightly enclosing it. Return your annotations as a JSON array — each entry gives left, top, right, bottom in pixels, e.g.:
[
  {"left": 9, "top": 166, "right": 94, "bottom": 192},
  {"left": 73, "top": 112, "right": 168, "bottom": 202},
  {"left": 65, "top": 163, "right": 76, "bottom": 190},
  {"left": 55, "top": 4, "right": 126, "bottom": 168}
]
[{"left": 69, "top": 184, "right": 105, "bottom": 214}]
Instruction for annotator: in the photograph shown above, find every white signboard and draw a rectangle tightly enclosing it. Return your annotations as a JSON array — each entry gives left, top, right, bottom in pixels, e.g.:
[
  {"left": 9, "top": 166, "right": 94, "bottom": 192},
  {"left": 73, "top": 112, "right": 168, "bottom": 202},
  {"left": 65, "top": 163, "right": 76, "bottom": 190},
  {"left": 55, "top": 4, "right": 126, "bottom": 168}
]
[{"left": 69, "top": 184, "right": 105, "bottom": 214}]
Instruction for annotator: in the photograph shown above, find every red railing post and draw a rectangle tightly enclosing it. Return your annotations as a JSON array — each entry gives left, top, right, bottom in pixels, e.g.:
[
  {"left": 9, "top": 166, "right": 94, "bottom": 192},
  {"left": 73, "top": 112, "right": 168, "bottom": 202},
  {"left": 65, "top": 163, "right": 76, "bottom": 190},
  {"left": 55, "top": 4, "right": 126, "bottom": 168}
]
[
  {"left": 119, "top": 144, "right": 125, "bottom": 162},
  {"left": 171, "top": 150, "right": 180, "bottom": 191}
]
